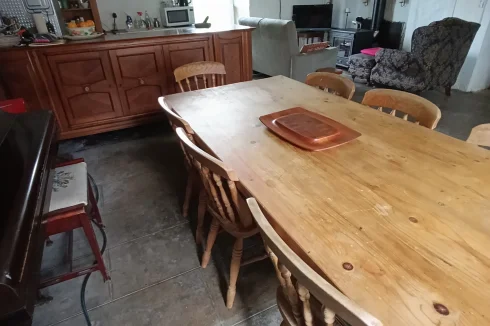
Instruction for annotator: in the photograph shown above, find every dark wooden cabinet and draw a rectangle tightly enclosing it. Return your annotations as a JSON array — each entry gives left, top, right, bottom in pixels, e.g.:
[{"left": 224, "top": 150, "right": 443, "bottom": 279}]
[
  {"left": 110, "top": 46, "right": 169, "bottom": 115},
  {"left": 0, "top": 51, "right": 47, "bottom": 111},
  {"left": 47, "top": 51, "right": 123, "bottom": 128},
  {"left": 0, "top": 28, "right": 253, "bottom": 139},
  {"left": 163, "top": 38, "right": 214, "bottom": 89},
  {"left": 213, "top": 31, "right": 252, "bottom": 84}
]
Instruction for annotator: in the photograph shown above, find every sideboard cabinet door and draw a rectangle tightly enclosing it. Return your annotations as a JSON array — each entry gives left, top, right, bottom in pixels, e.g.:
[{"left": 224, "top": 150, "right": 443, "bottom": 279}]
[
  {"left": 163, "top": 38, "right": 214, "bottom": 89},
  {"left": 110, "top": 46, "right": 170, "bottom": 115},
  {"left": 47, "top": 51, "right": 123, "bottom": 128}
]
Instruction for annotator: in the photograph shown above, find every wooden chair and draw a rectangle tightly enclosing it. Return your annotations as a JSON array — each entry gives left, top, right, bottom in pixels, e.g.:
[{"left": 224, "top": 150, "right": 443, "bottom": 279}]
[
  {"left": 361, "top": 89, "right": 441, "bottom": 129},
  {"left": 305, "top": 72, "right": 356, "bottom": 100},
  {"left": 175, "top": 127, "right": 267, "bottom": 309},
  {"left": 467, "top": 124, "right": 490, "bottom": 147},
  {"left": 158, "top": 97, "right": 201, "bottom": 225},
  {"left": 174, "top": 61, "right": 226, "bottom": 92},
  {"left": 247, "top": 198, "right": 383, "bottom": 326}
]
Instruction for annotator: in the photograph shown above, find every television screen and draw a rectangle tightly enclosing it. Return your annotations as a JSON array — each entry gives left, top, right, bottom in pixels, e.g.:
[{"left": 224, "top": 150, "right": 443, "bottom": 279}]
[{"left": 292, "top": 4, "right": 333, "bottom": 29}]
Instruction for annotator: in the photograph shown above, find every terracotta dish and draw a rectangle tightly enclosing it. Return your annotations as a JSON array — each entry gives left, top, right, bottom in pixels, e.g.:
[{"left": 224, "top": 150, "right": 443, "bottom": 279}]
[{"left": 259, "top": 107, "right": 361, "bottom": 151}]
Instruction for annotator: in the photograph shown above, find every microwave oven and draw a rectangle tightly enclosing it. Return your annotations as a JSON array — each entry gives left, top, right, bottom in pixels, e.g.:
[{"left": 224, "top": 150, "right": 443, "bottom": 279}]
[{"left": 160, "top": 6, "right": 195, "bottom": 27}]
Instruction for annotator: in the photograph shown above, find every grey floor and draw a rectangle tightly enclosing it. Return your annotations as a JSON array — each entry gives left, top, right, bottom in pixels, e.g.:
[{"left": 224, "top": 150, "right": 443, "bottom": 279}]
[{"left": 34, "top": 79, "right": 490, "bottom": 326}]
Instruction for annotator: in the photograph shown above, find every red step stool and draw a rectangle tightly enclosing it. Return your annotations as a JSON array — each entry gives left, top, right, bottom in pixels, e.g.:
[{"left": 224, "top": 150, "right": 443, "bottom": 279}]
[{"left": 40, "top": 158, "right": 110, "bottom": 288}]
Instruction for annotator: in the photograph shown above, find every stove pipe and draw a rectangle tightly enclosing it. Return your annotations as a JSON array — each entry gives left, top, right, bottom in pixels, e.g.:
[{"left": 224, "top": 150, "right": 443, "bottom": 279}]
[{"left": 371, "top": 0, "right": 387, "bottom": 31}]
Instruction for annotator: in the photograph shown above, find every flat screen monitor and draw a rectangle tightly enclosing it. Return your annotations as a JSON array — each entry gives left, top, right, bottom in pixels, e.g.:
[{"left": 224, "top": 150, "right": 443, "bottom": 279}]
[{"left": 292, "top": 4, "right": 333, "bottom": 29}]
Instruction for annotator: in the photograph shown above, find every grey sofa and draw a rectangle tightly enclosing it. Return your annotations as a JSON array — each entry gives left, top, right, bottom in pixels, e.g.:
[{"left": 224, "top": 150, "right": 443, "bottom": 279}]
[
  {"left": 238, "top": 17, "right": 338, "bottom": 82},
  {"left": 370, "top": 18, "right": 480, "bottom": 94}
]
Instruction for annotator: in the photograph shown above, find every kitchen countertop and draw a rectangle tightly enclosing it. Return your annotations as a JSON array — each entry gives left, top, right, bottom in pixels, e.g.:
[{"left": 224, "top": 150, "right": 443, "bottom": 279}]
[{"left": 0, "top": 25, "right": 253, "bottom": 51}]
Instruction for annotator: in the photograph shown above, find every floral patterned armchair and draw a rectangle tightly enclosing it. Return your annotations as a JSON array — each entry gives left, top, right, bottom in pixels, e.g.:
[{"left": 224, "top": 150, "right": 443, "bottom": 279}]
[{"left": 370, "top": 18, "right": 480, "bottom": 94}]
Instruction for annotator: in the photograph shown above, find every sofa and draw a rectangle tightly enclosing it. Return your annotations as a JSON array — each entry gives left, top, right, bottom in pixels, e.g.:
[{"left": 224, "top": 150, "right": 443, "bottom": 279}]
[
  {"left": 370, "top": 18, "right": 480, "bottom": 94},
  {"left": 238, "top": 17, "right": 338, "bottom": 82}
]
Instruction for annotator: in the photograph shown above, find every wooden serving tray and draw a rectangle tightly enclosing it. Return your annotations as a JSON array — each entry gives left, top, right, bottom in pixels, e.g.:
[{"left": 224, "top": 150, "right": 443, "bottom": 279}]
[{"left": 260, "top": 107, "right": 361, "bottom": 151}]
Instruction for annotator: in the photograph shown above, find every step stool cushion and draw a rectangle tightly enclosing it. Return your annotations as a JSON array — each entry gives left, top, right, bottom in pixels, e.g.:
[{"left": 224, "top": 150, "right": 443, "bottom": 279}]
[{"left": 49, "top": 162, "right": 88, "bottom": 213}]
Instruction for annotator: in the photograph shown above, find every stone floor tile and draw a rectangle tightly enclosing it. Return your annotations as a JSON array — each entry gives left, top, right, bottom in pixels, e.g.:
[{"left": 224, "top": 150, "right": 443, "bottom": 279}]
[
  {"left": 108, "top": 223, "right": 200, "bottom": 299},
  {"left": 234, "top": 306, "right": 282, "bottom": 326},
  {"left": 53, "top": 269, "right": 221, "bottom": 326},
  {"left": 200, "top": 256, "right": 278, "bottom": 326},
  {"left": 33, "top": 272, "right": 111, "bottom": 326}
]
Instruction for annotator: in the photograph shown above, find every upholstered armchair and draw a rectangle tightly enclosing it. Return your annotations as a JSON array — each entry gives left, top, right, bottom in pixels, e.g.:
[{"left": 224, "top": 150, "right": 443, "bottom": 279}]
[
  {"left": 238, "top": 17, "right": 338, "bottom": 82},
  {"left": 370, "top": 18, "right": 480, "bottom": 94}
]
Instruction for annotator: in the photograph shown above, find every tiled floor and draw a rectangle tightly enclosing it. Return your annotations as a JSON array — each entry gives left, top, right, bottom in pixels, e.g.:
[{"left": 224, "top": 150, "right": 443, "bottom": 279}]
[{"left": 33, "top": 79, "right": 490, "bottom": 326}]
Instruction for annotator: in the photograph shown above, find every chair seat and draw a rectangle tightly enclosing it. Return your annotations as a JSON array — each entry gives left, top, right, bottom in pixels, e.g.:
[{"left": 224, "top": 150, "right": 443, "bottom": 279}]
[
  {"left": 49, "top": 162, "right": 88, "bottom": 212},
  {"left": 348, "top": 53, "right": 376, "bottom": 69}
]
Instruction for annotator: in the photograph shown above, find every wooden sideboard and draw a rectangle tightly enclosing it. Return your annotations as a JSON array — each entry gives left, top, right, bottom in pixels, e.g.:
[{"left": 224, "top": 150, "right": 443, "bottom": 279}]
[{"left": 0, "top": 27, "right": 253, "bottom": 139}]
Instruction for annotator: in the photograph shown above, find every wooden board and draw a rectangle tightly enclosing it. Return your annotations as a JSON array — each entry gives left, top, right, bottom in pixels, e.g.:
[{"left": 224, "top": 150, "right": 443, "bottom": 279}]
[
  {"left": 260, "top": 107, "right": 361, "bottom": 151},
  {"left": 165, "top": 76, "right": 490, "bottom": 326}
]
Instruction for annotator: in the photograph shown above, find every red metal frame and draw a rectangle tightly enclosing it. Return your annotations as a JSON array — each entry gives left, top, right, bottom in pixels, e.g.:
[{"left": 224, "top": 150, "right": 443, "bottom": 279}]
[
  {"left": 0, "top": 98, "right": 26, "bottom": 114},
  {"left": 40, "top": 159, "right": 109, "bottom": 288}
]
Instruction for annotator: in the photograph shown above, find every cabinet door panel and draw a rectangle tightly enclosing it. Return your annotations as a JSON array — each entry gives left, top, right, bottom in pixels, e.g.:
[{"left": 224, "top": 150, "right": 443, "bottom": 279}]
[
  {"left": 0, "top": 52, "right": 46, "bottom": 111},
  {"left": 213, "top": 32, "right": 243, "bottom": 84},
  {"left": 110, "top": 46, "right": 169, "bottom": 115},
  {"left": 68, "top": 93, "right": 117, "bottom": 119},
  {"left": 163, "top": 38, "right": 214, "bottom": 88},
  {"left": 47, "top": 51, "right": 122, "bottom": 127}
]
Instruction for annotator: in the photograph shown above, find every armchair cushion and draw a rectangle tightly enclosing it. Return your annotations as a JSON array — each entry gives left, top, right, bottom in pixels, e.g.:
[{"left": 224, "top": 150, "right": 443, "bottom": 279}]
[
  {"left": 374, "top": 49, "right": 422, "bottom": 71},
  {"left": 348, "top": 53, "right": 376, "bottom": 69}
]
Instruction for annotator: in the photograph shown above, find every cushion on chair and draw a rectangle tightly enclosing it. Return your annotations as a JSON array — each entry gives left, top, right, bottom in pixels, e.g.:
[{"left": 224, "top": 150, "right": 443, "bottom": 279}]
[
  {"left": 348, "top": 53, "right": 376, "bottom": 69},
  {"left": 49, "top": 162, "right": 88, "bottom": 213},
  {"left": 360, "top": 47, "right": 381, "bottom": 56}
]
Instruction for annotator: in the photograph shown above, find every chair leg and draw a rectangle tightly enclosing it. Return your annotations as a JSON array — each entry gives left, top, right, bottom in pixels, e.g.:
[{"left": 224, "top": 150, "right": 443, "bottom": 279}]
[
  {"left": 80, "top": 215, "right": 110, "bottom": 281},
  {"left": 182, "top": 172, "right": 195, "bottom": 218},
  {"left": 88, "top": 182, "right": 103, "bottom": 227},
  {"left": 445, "top": 86, "right": 451, "bottom": 96},
  {"left": 226, "top": 237, "right": 243, "bottom": 309},
  {"left": 196, "top": 188, "right": 207, "bottom": 245},
  {"left": 201, "top": 217, "right": 219, "bottom": 268}
]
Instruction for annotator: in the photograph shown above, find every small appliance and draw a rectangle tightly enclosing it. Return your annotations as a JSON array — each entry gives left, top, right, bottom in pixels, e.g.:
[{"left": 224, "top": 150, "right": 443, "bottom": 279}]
[{"left": 160, "top": 5, "right": 195, "bottom": 27}]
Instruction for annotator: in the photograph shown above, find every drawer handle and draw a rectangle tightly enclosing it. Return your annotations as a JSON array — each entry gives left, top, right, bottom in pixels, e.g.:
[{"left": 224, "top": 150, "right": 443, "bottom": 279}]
[
  {"left": 84, "top": 86, "right": 90, "bottom": 92},
  {"left": 139, "top": 78, "right": 145, "bottom": 85}
]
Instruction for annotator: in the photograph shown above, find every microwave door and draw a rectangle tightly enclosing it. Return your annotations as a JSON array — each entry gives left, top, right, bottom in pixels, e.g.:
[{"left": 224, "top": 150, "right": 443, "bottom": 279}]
[{"left": 167, "top": 10, "right": 189, "bottom": 24}]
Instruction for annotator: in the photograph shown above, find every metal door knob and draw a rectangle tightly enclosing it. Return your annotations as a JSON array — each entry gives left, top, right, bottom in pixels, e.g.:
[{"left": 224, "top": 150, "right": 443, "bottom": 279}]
[
  {"left": 139, "top": 78, "right": 145, "bottom": 85},
  {"left": 84, "top": 86, "right": 90, "bottom": 92}
]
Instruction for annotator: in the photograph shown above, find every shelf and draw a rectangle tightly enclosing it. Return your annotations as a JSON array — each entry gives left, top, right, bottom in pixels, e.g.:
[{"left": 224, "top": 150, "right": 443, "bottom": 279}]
[{"left": 61, "top": 8, "right": 92, "bottom": 12}]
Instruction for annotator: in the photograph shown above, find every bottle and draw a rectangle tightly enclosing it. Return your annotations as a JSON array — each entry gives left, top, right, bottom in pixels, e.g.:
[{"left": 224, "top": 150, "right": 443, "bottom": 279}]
[
  {"left": 153, "top": 18, "right": 161, "bottom": 28},
  {"left": 134, "top": 12, "right": 144, "bottom": 29},
  {"left": 144, "top": 11, "right": 153, "bottom": 29},
  {"left": 126, "top": 15, "right": 133, "bottom": 29}
]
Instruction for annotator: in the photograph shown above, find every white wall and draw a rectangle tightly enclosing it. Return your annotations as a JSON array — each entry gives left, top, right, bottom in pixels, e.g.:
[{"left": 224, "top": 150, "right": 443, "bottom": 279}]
[
  {"left": 234, "top": 0, "right": 250, "bottom": 23},
  {"left": 97, "top": 0, "right": 162, "bottom": 31},
  {"left": 96, "top": 0, "right": 234, "bottom": 30},
  {"left": 464, "top": 0, "right": 490, "bottom": 91},
  {"left": 384, "top": 0, "right": 410, "bottom": 22}
]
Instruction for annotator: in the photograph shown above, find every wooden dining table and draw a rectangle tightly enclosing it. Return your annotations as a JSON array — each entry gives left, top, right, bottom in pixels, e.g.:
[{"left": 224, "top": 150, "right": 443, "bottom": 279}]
[{"left": 165, "top": 76, "right": 490, "bottom": 326}]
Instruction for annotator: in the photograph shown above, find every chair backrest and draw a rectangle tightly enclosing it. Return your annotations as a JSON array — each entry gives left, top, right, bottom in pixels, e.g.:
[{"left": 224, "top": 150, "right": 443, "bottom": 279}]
[
  {"left": 0, "top": 98, "right": 26, "bottom": 114},
  {"left": 411, "top": 18, "right": 480, "bottom": 88},
  {"left": 361, "top": 89, "right": 441, "bottom": 129},
  {"left": 305, "top": 72, "right": 356, "bottom": 100},
  {"left": 158, "top": 97, "right": 194, "bottom": 134},
  {"left": 246, "top": 198, "right": 383, "bottom": 326},
  {"left": 158, "top": 97, "right": 196, "bottom": 169},
  {"left": 467, "top": 124, "right": 490, "bottom": 147},
  {"left": 176, "top": 127, "right": 254, "bottom": 231},
  {"left": 174, "top": 61, "right": 226, "bottom": 92},
  {"left": 238, "top": 17, "right": 299, "bottom": 78}
]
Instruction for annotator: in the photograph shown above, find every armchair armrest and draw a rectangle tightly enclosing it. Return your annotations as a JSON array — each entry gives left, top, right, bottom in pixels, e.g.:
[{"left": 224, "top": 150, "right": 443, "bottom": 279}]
[
  {"left": 375, "top": 48, "right": 421, "bottom": 72},
  {"left": 291, "top": 47, "right": 339, "bottom": 82}
]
